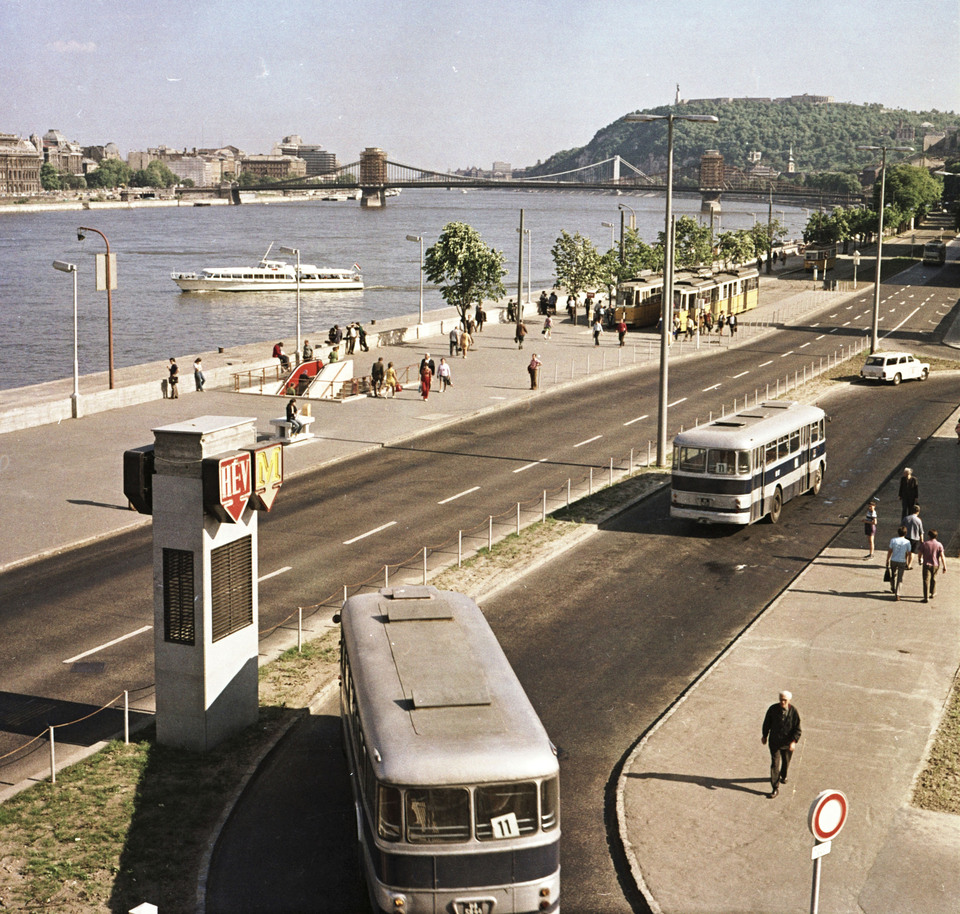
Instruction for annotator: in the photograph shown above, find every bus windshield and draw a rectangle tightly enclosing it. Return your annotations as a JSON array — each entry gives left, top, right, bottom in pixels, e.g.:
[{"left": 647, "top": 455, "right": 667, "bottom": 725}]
[{"left": 676, "top": 446, "right": 750, "bottom": 475}]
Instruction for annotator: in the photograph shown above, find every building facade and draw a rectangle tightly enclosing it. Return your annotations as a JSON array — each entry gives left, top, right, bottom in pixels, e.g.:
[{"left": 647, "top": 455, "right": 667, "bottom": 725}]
[
  {"left": 0, "top": 133, "right": 41, "bottom": 195},
  {"left": 273, "top": 135, "right": 338, "bottom": 176},
  {"left": 240, "top": 154, "right": 307, "bottom": 179}
]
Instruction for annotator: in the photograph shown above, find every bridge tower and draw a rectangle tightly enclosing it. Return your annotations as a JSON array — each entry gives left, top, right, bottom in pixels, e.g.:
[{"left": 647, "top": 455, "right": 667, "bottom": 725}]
[
  {"left": 360, "top": 147, "right": 387, "bottom": 208},
  {"left": 699, "top": 149, "right": 724, "bottom": 217}
]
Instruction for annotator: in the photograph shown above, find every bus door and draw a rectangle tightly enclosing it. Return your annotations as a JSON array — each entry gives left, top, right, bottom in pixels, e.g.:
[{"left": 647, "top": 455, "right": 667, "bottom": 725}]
[{"left": 751, "top": 446, "right": 764, "bottom": 522}]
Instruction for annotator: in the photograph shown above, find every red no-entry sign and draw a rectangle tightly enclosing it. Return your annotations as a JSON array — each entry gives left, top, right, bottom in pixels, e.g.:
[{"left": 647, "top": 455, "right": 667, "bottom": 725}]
[{"left": 808, "top": 790, "right": 848, "bottom": 842}]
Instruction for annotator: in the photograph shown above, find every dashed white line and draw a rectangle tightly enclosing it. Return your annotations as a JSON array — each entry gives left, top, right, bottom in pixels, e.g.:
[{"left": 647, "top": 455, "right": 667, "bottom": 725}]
[
  {"left": 668, "top": 397, "right": 688, "bottom": 408},
  {"left": 702, "top": 383, "right": 721, "bottom": 392},
  {"left": 574, "top": 435, "right": 603, "bottom": 448},
  {"left": 732, "top": 371, "right": 749, "bottom": 379},
  {"left": 514, "top": 458, "right": 548, "bottom": 473},
  {"left": 64, "top": 626, "right": 153, "bottom": 664},
  {"left": 343, "top": 521, "right": 397, "bottom": 545},
  {"left": 815, "top": 335, "right": 825, "bottom": 341},
  {"left": 438, "top": 486, "right": 480, "bottom": 505},
  {"left": 780, "top": 351, "right": 794, "bottom": 358},
  {"left": 259, "top": 566, "right": 292, "bottom": 582},
  {"left": 758, "top": 360, "right": 773, "bottom": 368},
  {"left": 799, "top": 343, "right": 811, "bottom": 349},
  {"left": 623, "top": 414, "right": 649, "bottom": 426}
]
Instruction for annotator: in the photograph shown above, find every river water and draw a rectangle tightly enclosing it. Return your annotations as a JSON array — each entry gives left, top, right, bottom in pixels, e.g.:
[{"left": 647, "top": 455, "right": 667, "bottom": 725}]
[{"left": 0, "top": 189, "right": 808, "bottom": 391}]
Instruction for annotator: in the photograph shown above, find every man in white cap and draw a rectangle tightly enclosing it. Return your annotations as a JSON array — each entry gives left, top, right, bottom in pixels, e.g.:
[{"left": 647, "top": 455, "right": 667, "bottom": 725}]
[{"left": 761, "top": 690, "right": 802, "bottom": 798}]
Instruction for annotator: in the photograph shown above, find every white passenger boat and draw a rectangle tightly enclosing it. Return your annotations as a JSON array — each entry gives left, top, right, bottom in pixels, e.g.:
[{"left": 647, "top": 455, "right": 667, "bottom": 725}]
[{"left": 171, "top": 244, "right": 363, "bottom": 292}]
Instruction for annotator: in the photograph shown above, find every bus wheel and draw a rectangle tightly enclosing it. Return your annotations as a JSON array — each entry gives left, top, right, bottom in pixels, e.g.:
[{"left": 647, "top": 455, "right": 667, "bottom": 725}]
[
  {"left": 810, "top": 465, "right": 823, "bottom": 495},
  {"left": 769, "top": 487, "right": 783, "bottom": 523}
]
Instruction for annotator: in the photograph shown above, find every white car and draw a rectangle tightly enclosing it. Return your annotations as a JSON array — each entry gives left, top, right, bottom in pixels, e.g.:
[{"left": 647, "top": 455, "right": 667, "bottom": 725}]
[{"left": 860, "top": 351, "right": 930, "bottom": 385}]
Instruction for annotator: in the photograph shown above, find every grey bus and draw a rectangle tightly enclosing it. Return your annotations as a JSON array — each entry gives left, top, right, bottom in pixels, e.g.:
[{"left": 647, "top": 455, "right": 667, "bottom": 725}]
[
  {"left": 338, "top": 585, "right": 561, "bottom": 914},
  {"left": 671, "top": 401, "right": 826, "bottom": 524}
]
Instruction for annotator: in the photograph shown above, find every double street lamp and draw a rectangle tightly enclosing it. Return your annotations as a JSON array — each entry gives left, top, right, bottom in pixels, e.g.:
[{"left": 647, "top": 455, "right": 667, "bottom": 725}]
[
  {"left": 856, "top": 143, "right": 913, "bottom": 353},
  {"left": 52, "top": 260, "right": 81, "bottom": 418},
  {"left": 405, "top": 234, "right": 424, "bottom": 324},
  {"left": 277, "top": 245, "right": 302, "bottom": 356},
  {"left": 626, "top": 111, "right": 719, "bottom": 467}
]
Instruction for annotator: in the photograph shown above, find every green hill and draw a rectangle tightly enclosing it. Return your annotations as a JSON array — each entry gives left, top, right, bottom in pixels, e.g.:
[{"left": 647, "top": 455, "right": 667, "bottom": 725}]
[{"left": 528, "top": 99, "right": 958, "bottom": 180}]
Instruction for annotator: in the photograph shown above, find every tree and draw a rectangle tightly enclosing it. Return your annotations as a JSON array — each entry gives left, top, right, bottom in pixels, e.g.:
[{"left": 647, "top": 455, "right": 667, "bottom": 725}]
[
  {"left": 87, "top": 158, "right": 131, "bottom": 188},
  {"left": 876, "top": 164, "right": 942, "bottom": 221},
  {"left": 551, "top": 230, "right": 602, "bottom": 300},
  {"left": 423, "top": 222, "right": 506, "bottom": 326},
  {"left": 717, "top": 230, "right": 754, "bottom": 268},
  {"left": 664, "top": 216, "right": 713, "bottom": 269},
  {"left": 40, "top": 162, "right": 61, "bottom": 191}
]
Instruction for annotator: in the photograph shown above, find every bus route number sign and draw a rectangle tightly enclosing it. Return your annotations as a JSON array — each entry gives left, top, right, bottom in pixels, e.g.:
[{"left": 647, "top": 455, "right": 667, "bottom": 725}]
[{"left": 490, "top": 812, "right": 520, "bottom": 839}]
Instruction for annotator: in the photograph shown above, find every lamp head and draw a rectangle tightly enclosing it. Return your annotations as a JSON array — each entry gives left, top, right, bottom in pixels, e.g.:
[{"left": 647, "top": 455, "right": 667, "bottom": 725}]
[
  {"left": 77, "top": 230, "right": 85, "bottom": 242},
  {"left": 53, "top": 260, "right": 77, "bottom": 273}
]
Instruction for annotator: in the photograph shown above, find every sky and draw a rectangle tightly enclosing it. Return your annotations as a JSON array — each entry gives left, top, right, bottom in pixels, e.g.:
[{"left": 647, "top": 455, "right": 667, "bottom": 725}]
[{"left": 3, "top": 0, "right": 959, "bottom": 173}]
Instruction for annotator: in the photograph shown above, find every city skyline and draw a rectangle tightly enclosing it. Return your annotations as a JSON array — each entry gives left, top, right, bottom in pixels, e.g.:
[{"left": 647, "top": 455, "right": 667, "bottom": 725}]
[{"left": 3, "top": 0, "right": 959, "bottom": 173}]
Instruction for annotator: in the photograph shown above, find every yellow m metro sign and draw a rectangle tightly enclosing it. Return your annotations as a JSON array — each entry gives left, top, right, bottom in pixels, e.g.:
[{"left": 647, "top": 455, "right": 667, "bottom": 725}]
[{"left": 247, "top": 442, "right": 284, "bottom": 511}]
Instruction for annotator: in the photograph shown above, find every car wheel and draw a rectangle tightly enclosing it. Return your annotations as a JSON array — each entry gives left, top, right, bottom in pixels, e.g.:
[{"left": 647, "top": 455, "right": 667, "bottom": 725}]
[
  {"left": 892, "top": 373, "right": 902, "bottom": 385},
  {"left": 769, "top": 487, "right": 783, "bottom": 523},
  {"left": 920, "top": 367, "right": 929, "bottom": 381}
]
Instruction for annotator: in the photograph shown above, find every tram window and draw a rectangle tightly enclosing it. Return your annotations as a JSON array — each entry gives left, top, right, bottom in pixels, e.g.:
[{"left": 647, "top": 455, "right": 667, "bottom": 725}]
[
  {"left": 540, "top": 777, "right": 559, "bottom": 831},
  {"left": 406, "top": 788, "right": 471, "bottom": 844},
  {"left": 475, "top": 783, "right": 538, "bottom": 840},
  {"left": 377, "top": 784, "right": 402, "bottom": 841},
  {"left": 677, "top": 446, "right": 707, "bottom": 473}
]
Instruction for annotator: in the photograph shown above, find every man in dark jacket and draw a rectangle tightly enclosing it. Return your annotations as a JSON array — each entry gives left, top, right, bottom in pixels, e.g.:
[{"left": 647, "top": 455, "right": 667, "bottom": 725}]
[{"left": 761, "top": 690, "right": 801, "bottom": 798}]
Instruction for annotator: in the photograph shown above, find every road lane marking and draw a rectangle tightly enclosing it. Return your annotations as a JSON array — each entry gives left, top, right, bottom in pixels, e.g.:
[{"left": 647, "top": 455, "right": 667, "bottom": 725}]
[
  {"left": 668, "top": 397, "right": 688, "bottom": 408},
  {"left": 758, "top": 360, "right": 773, "bottom": 367},
  {"left": 623, "top": 414, "right": 649, "bottom": 426},
  {"left": 842, "top": 321, "right": 851, "bottom": 327},
  {"left": 702, "top": 383, "right": 721, "bottom": 391},
  {"left": 799, "top": 342, "right": 811, "bottom": 349},
  {"left": 731, "top": 371, "right": 749, "bottom": 379},
  {"left": 343, "top": 521, "right": 397, "bottom": 545},
  {"left": 259, "top": 565, "right": 292, "bottom": 582},
  {"left": 573, "top": 435, "right": 603, "bottom": 448},
  {"left": 438, "top": 486, "right": 480, "bottom": 505},
  {"left": 815, "top": 335, "right": 825, "bottom": 340},
  {"left": 881, "top": 308, "right": 921, "bottom": 340},
  {"left": 514, "top": 458, "right": 548, "bottom": 473},
  {"left": 780, "top": 351, "right": 794, "bottom": 357},
  {"left": 64, "top": 626, "right": 153, "bottom": 664}
]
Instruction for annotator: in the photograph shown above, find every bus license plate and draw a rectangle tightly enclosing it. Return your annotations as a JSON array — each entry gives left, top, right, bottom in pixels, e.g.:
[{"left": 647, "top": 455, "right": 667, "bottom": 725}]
[
  {"left": 454, "top": 901, "right": 493, "bottom": 914},
  {"left": 698, "top": 496, "right": 713, "bottom": 506}
]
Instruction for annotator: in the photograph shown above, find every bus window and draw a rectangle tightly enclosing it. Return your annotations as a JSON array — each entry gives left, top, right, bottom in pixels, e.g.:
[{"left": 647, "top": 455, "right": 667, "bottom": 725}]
[
  {"left": 406, "top": 787, "right": 471, "bottom": 843},
  {"left": 765, "top": 440, "right": 777, "bottom": 464},
  {"left": 789, "top": 430, "right": 800, "bottom": 453},
  {"left": 540, "top": 777, "right": 559, "bottom": 831},
  {"left": 707, "top": 449, "right": 748, "bottom": 475},
  {"left": 475, "top": 783, "right": 539, "bottom": 840},
  {"left": 377, "top": 784, "right": 402, "bottom": 841},
  {"left": 677, "top": 446, "right": 707, "bottom": 473}
]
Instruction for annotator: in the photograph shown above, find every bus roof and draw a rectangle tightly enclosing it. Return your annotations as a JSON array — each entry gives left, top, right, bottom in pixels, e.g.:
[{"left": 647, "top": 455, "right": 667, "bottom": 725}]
[
  {"left": 673, "top": 401, "right": 825, "bottom": 450},
  {"left": 341, "top": 586, "right": 558, "bottom": 787}
]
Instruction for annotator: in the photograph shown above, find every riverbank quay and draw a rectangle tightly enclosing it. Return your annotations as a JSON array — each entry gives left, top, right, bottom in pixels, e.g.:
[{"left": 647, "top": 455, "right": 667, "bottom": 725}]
[
  {"left": 618, "top": 403, "right": 960, "bottom": 914},
  {"left": 0, "top": 258, "right": 870, "bottom": 573}
]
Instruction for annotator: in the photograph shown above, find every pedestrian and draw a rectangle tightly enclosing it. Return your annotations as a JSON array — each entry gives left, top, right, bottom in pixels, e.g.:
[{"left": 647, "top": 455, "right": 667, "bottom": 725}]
[
  {"left": 761, "top": 690, "right": 801, "bottom": 799},
  {"left": 863, "top": 499, "right": 878, "bottom": 558},
  {"left": 902, "top": 504, "right": 924, "bottom": 569},
  {"left": 886, "top": 525, "right": 912, "bottom": 600},
  {"left": 506, "top": 299, "right": 516, "bottom": 322},
  {"left": 514, "top": 320, "right": 526, "bottom": 349},
  {"left": 475, "top": 304, "right": 486, "bottom": 332},
  {"left": 419, "top": 353, "right": 435, "bottom": 378},
  {"left": 437, "top": 357, "right": 452, "bottom": 392},
  {"left": 729, "top": 313, "right": 737, "bottom": 335},
  {"left": 617, "top": 316, "right": 628, "bottom": 347},
  {"left": 167, "top": 357, "right": 179, "bottom": 398},
  {"left": 357, "top": 322, "right": 369, "bottom": 352},
  {"left": 593, "top": 318, "right": 602, "bottom": 346},
  {"left": 371, "top": 357, "right": 385, "bottom": 397},
  {"left": 345, "top": 323, "right": 357, "bottom": 355},
  {"left": 538, "top": 290, "right": 549, "bottom": 314},
  {"left": 384, "top": 361, "right": 398, "bottom": 397},
  {"left": 460, "top": 328, "right": 472, "bottom": 357},
  {"left": 419, "top": 361, "right": 433, "bottom": 400},
  {"left": 898, "top": 467, "right": 919, "bottom": 521},
  {"left": 193, "top": 356, "right": 205, "bottom": 392},
  {"left": 542, "top": 314, "right": 553, "bottom": 339},
  {"left": 449, "top": 325, "right": 460, "bottom": 356},
  {"left": 285, "top": 398, "right": 303, "bottom": 436},
  {"left": 527, "top": 353, "right": 542, "bottom": 389},
  {"left": 919, "top": 530, "right": 947, "bottom": 603},
  {"left": 302, "top": 339, "right": 313, "bottom": 362},
  {"left": 273, "top": 342, "right": 290, "bottom": 371}
]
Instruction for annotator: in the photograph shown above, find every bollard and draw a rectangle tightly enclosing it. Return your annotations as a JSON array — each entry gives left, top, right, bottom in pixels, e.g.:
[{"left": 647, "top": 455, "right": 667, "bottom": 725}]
[
  {"left": 516, "top": 503, "right": 521, "bottom": 536},
  {"left": 609, "top": 457, "right": 614, "bottom": 487},
  {"left": 458, "top": 530, "right": 462, "bottom": 567},
  {"left": 589, "top": 468, "right": 593, "bottom": 495},
  {"left": 567, "top": 478, "right": 571, "bottom": 507},
  {"left": 49, "top": 726, "right": 56, "bottom": 784},
  {"left": 298, "top": 607, "right": 303, "bottom": 652},
  {"left": 384, "top": 564, "right": 389, "bottom": 588},
  {"left": 423, "top": 547, "right": 427, "bottom": 585},
  {"left": 343, "top": 584, "right": 347, "bottom": 604},
  {"left": 124, "top": 690, "right": 130, "bottom": 745},
  {"left": 630, "top": 447, "right": 634, "bottom": 473},
  {"left": 488, "top": 516, "right": 493, "bottom": 551},
  {"left": 542, "top": 490, "right": 547, "bottom": 523},
  {"left": 647, "top": 440, "right": 652, "bottom": 465}
]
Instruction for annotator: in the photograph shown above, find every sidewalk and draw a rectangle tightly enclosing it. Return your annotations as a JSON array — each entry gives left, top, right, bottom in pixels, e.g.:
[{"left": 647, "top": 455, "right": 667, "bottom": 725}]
[{"left": 618, "top": 408, "right": 960, "bottom": 914}]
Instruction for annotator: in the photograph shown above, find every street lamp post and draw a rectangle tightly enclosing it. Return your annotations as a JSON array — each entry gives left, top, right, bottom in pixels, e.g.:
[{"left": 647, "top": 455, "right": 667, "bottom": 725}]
[
  {"left": 618, "top": 202, "right": 636, "bottom": 266},
  {"left": 278, "top": 246, "right": 302, "bottom": 357},
  {"left": 515, "top": 226, "right": 531, "bottom": 304},
  {"left": 856, "top": 144, "right": 913, "bottom": 353},
  {"left": 53, "top": 260, "right": 81, "bottom": 418},
  {"left": 626, "top": 111, "right": 719, "bottom": 466},
  {"left": 77, "top": 226, "right": 115, "bottom": 389},
  {"left": 601, "top": 221, "right": 615, "bottom": 250},
  {"left": 852, "top": 250, "right": 861, "bottom": 290},
  {"left": 405, "top": 235, "right": 424, "bottom": 324}
]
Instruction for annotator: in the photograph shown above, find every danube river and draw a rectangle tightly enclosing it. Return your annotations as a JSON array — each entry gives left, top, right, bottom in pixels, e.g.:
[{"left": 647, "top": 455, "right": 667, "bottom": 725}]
[{"left": 0, "top": 189, "right": 808, "bottom": 391}]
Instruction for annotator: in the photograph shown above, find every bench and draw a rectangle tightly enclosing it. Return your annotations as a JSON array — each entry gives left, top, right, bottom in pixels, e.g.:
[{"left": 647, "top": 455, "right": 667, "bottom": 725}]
[{"left": 269, "top": 414, "right": 316, "bottom": 444}]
